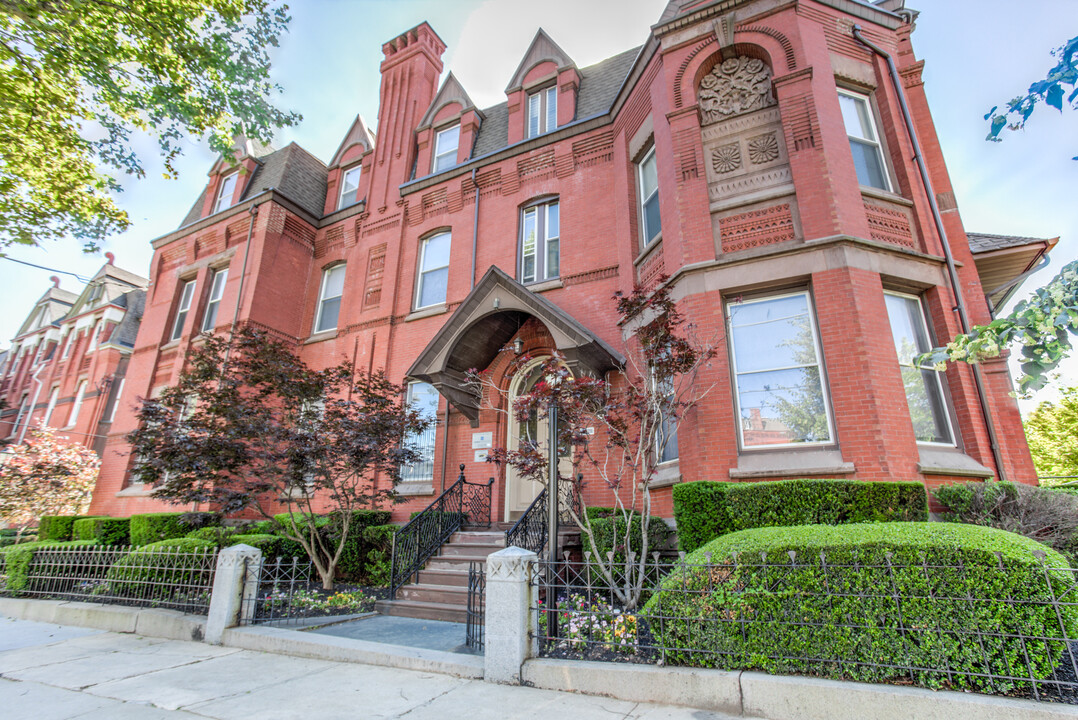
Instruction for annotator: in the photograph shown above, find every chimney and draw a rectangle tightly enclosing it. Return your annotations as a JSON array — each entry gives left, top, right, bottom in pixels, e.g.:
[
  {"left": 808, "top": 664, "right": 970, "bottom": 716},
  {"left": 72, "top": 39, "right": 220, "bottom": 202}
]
[
  {"left": 50, "top": 276, "right": 60, "bottom": 288},
  {"left": 369, "top": 22, "right": 446, "bottom": 211},
  {"left": 105, "top": 252, "right": 115, "bottom": 265}
]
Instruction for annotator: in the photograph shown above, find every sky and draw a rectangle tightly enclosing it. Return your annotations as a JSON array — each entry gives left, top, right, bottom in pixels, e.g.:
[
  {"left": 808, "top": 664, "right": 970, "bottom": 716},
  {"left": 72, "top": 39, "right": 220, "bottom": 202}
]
[{"left": 0, "top": 0, "right": 1074, "bottom": 414}]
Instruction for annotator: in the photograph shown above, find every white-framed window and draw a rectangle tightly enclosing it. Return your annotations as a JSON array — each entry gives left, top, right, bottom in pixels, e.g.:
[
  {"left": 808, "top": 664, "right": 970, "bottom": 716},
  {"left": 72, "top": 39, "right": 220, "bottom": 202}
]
[
  {"left": 884, "top": 292, "right": 956, "bottom": 445},
  {"left": 107, "top": 378, "right": 125, "bottom": 423},
  {"left": 201, "top": 268, "right": 229, "bottom": 332},
  {"left": 9, "top": 393, "right": 29, "bottom": 438},
  {"left": 415, "top": 231, "right": 451, "bottom": 309},
  {"left": 654, "top": 377, "right": 678, "bottom": 464},
  {"left": 338, "top": 165, "right": 362, "bottom": 209},
  {"left": 59, "top": 330, "right": 72, "bottom": 360},
  {"left": 638, "top": 145, "right": 661, "bottom": 246},
  {"left": 314, "top": 264, "right": 346, "bottom": 334},
  {"left": 87, "top": 318, "right": 102, "bottom": 351},
  {"left": 527, "top": 86, "right": 557, "bottom": 139},
  {"left": 838, "top": 90, "right": 891, "bottom": 191},
  {"left": 213, "top": 172, "right": 239, "bottom": 213},
  {"left": 401, "top": 381, "right": 440, "bottom": 484},
  {"left": 43, "top": 386, "right": 60, "bottom": 427},
  {"left": 520, "top": 199, "right": 560, "bottom": 284},
  {"left": 432, "top": 124, "right": 460, "bottom": 173},
  {"left": 68, "top": 380, "right": 87, "bottom": 427},
  {"left": 728, "top": 291, "right": 834, "bottom": 448},
  {"left": 171, "top": 280, "right": 196, "bottom": 341}
]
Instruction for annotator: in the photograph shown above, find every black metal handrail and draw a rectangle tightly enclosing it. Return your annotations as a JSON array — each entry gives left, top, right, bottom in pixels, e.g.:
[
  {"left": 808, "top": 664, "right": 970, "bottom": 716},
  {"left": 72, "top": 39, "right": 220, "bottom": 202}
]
[
  {"left": 390, "top": 464, "right": 493, "bottom": 598},
  {"left": 504, "top": 476, "right": 581, "bottom": 555},
  {"left": 465, "top": 560, "right": 485, "bottom": 651}
]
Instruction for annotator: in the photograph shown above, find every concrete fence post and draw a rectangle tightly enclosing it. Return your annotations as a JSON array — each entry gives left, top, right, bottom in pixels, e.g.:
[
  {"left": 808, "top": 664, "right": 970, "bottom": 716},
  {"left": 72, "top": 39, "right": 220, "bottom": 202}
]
[
  {"left": 205, "top": 544, "right": 263, "bottom": 645},
  {"left": 484, "top": 546, "right": 538, "bottom": 684}
]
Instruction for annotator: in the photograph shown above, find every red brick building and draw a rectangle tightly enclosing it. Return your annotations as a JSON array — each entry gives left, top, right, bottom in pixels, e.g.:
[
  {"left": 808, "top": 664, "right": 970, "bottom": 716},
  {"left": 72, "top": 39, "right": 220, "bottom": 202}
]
[{"left": 84, "top": 0, "right": 1053, "bottom": 522}]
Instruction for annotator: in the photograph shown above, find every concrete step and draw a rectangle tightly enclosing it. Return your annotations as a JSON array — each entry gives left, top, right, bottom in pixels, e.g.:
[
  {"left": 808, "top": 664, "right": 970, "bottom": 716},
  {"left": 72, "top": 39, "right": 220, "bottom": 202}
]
[
  {"left": 417, "top": 568, "right": 470, "bottom": 587},
  {"left": 375, "top": 599, "right": 467, "bottom": 624},
  {"left": 397, "top": 583, "right": 470, "bottom": 605},
  {"left": 439, "top": 543, "right": 502, "bottom": 558},
  {"left": 451, "top": 531, "right": 507, "bottom": 545},
  {"left": 425, "top": 555, "right": 490, "bottom": 567}
]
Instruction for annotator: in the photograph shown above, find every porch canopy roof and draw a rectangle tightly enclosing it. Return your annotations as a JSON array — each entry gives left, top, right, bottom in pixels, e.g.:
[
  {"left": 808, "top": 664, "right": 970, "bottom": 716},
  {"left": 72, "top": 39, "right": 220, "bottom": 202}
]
[{"left": 407, "top": 266, "right": 624, "bottom": 426}]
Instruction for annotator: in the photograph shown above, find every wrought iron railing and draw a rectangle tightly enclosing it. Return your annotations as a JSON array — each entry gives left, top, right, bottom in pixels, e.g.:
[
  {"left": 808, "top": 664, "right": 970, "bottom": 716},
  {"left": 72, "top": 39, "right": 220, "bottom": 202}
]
[
  {"left": 505, "top": 475, "right": 582, "bottom": 555},
  {"left": 466, "top": 560, "right": 485, "bottom": 651},
  {"left": 390, "top": 464, "right": 493, "bottom": 597}
]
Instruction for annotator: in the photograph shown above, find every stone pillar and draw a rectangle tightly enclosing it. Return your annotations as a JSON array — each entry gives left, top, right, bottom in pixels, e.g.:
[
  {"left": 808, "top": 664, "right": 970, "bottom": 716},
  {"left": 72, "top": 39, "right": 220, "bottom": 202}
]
[
  {"left": 484, "top": 546, "right": 538, "bottom": 684},
  {"left": 205, "top": 544, "right": 263, "bottom": 645}
]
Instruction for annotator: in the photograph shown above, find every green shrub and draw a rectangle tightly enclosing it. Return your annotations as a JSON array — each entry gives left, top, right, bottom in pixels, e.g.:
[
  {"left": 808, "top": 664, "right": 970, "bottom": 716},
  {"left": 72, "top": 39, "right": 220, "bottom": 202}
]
[
  {"left": 72, "top": 517, "right": 131, "bottom": 546},
  {"left": 672, "top": 479, "right": 928, "bottom": 552},
  {"left": 644, "top": 522, "right": 1078, "bottom": 693},
  {"left": 38, "top": 515, "right": 101, "bottom": 542},
  {"left": 272, "top": 510, "right": 394, "bottom": 581},
  {"left": 185, "top": 526, "right": 237, "bottom": 545},
  {"left": 583, "top": 514, "right": 673, "bottom": 592},
  {"left": 105, "top": 538, "right": 216, "bottom": 596},
  {"left": 0, "top": 540, "right": 100, "bottom": 593},
  {"left": 129, "top": 512, "right": 220, "bottom": 546},
  {"left": 358, "top": 524, "right": 398, "bottom": 586},
  {"left": 225, "top": 533, "right": 305, "bottom": 559}
]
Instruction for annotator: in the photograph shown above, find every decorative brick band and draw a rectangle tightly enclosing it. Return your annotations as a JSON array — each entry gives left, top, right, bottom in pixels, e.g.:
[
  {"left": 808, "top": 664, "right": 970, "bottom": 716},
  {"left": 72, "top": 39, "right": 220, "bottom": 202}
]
[
  {"left": 864, "top": 202, "right": 916, "bottom": 249},
  {"left": 563, "top": 265, "right": 618, "bottom": 287},
  {"left": 719, "top": 203, "right": 796, "bottom": 252}
]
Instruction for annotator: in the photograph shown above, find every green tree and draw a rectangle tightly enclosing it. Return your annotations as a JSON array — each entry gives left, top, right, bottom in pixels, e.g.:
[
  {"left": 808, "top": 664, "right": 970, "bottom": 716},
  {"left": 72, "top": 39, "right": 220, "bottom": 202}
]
[
  {"left": 1024, "top": 386, "right": 1078, "bottom": 481},
  {"left": 0, "top": 1, "right": 300, "bottom": 251},
  {"left": 986, "top": 34, "right": 1078, "bottom": 159}
]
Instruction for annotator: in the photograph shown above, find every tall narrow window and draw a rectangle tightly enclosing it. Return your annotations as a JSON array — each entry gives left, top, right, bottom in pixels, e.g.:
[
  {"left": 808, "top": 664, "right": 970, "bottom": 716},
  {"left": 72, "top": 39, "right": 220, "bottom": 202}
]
[
  {"left": 201, "top": 268, "right": 228, "bottom": 332},
  {"left": 9, "top": 393, "right": 29, "bottom": 438},
  {"left": 520, "top": 199, "right": 560, "bottom": 284},
  {"left": 885, "top": 293, "right": 955, "bottom": 445},
  {"left": 59, "top": 330, "right": 71, "bottom": 360},
  {"left": 338, "top": 165, "right": 362, "bottom": 209},
  {"left": 728, "top": 291, "right": 833, "bottom": 448},
  {"left": 655, "top": 378, "right": 678, "bottom": 463},
  {"left": 401, "top": 381, "right": 440, "bottom": 485},
  {"left": 527, "top": 86, "right": 557, "bottom": 138},
  {"left": 838, "top": 90, "right": 891, "bottom": 191},
  {"left": 213, "top": 172, "right": 238, "bottom": 213},
  {"left": 416, "top": 232, "right": 451, "bottom": 309},
  {"left": 638, "top": 146, "right": 661, "bottom": 246},
  {"left": 107, "top": 378, "right": 125, "bottom": 423},
  {"left": 433, "top": 125, "right": 460, "bottom": 173},
  {"left": 314, "top": 264, "right": 346, "bottom": 333},
  {"left": 68, "top": 380, "right": 87, "bottom": 427},
  {"left": 43, "top": 387, "right": 59, "bottom": 426},
  {"left": 87, "top": 319, "right": 101, "bottom": 351},
  {"left": 171, "top": 280, "right": 196, "bottom": 341}
]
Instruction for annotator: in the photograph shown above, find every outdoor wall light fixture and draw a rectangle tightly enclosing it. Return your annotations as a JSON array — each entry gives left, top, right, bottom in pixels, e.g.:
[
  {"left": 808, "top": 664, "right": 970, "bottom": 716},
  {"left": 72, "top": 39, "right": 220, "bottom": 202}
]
[{"left": 513, "top": 337, "right": 524, "bottom": 355}]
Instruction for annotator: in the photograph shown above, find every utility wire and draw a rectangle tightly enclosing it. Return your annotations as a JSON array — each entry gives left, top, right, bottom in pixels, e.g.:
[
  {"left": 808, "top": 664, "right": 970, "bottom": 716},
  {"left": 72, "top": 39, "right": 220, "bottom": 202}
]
[{"left": 0, "top": 255, "right": 92, "bottom": 283}]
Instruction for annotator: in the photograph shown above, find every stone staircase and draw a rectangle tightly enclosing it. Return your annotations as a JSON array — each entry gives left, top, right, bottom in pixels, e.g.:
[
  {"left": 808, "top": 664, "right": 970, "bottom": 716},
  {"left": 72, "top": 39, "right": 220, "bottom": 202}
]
[{"left": 375, "top": 527, "right": 508, "bottom": 623}]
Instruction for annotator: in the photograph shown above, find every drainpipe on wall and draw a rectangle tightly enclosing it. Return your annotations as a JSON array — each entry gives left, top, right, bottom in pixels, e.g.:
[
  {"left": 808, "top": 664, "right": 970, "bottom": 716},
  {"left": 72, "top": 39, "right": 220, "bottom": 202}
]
[{"left": 852, "top": 24, "right": 1008, "bottom": 481}]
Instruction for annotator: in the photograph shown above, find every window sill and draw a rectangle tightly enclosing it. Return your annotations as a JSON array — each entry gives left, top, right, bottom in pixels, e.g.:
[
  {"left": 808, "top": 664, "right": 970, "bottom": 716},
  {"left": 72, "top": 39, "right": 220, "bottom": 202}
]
[
  {"left": 633, "top": 237, "right": 663, "bottom": 268},
  {"left": 859, "top": 185, "right": 912, "bottom": 207},
  {"left": 116, "top": 483, "right": 154, "bottom": 498},
  {"left": 729, "top": 448, "right": 855, "bottom": 480},
  {"left": 524, "top": 278, "right": 563, "bottom": 293},
  {"left": 305, "top": 329, "right": 338, "bottom": 344},
  {"left": 649, "top": 461, "right": 682, "bottom": 488},
  {"left": 405, "top": 304, "right": 448, "bottom": 322},
  {"left": 398, "top": 481, "right": 434, "bottom": 497},
  {"left": 917, "top": 446, "right": 993, "bottom": 478}
]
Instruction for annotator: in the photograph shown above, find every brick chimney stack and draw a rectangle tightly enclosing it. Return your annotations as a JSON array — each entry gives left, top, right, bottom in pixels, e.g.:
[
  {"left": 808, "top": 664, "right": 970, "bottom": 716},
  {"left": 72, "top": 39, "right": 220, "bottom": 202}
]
[{"left": 370, "top": 22, "right": 446, "bottom": 212}]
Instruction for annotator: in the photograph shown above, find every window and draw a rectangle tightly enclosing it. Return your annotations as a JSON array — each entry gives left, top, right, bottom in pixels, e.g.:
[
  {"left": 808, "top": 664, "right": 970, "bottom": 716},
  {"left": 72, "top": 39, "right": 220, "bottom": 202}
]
[
  {"left": 87, "top": 319, "right": 101, "bottom": 351},
  {"left": 338, "top": 165, "right": 362, "bottom": 209},
  {"left": 401, "top": 381, "right": 439, "bottom": 484},
  {"left": 107, "top": 378, "right": 125, "bottom": 423},
  {"left": 527, "top": 86, "right": 557, "bottom": 138},
  {"left": 838, "top": 90, "right": 890, "bottom": 191},
  {"left": 9, "top": 393, "right": 28, "bottom": 438},
  {"left": 884, "top": 293, "right": 955, "bottom": 445},
  {"left": 655, "top": 377, "right": 678, "bottom": 464},
  {"left": 638, "top": 146, "right": 661, "bottom": 246},
  {"left": 59, "top": 330, "right": 72, "bottom": 360},
  {"left": 416, "top": 232, "right": 450, "bottom": 309},
  {"left": 43, "top": 387, "right": 59, "bottom": 426},
  {"left": 171, "top": 280, "right": 196, "bottom": 341},
  {"left": 68, "top": 380, "right": 87, "bottom": 427},
  {"left": 728, "top": 291, "right": 833, "bottom": 447},
  {"left": 213, "top": 172, "right": 238, "bottom": 213},
  {"left": 201, "top": 268, "right": 229, "bottom": 332},
  {"left": 520, "top": 200, "right": 560, "bottom": 284},
  {"left": 432, "top": 125, "right": 460, "bottom": 173},
  {"left": 314, "top": 264, "right": 346, "bottom": 333}
]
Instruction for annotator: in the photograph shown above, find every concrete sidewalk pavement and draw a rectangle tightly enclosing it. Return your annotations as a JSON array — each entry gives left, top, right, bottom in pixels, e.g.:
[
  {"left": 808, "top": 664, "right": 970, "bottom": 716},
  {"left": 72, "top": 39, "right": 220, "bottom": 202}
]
[{"left": 0, "top": 616, "right": 737, "bottom": 719}]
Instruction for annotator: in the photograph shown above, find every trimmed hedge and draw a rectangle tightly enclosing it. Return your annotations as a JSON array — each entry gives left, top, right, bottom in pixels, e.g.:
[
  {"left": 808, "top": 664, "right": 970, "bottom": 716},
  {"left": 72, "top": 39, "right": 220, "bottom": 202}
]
[
  {"left": 272, "top": 510, "right": 392, "bottom": 581},
  {"left": 105, "top": 537, "right": 216, "bottom": 596},
  {"left": 38, "top": 515, "right": 102, "bottom": 542},
  {"left": 185, "top": 526, "right": 238, "bottom": 545},
  {"left": 643, "top": 522, "right": 1078, "bottom": 693},
  {"left": 0, "top": 540, "right": 99, "bottom": 593},
  {"left": 129, "top": 512, "right": 220, "bottom": 546},
  {"left": 672, "top": 479, "right": 928, "bottom": 552},
  {"left": 72, "top": 517, "right": 131, "bottom": 546}
]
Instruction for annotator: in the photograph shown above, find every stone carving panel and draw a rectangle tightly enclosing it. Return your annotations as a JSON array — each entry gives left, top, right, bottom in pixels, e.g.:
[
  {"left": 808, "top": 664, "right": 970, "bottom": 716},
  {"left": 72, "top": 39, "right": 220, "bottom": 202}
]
[
  {"left": 698, "top": 56, "right": 776, "bottom": 125},
  {"left": 712, "top": 143, "right": 742, "bottom": 174},
  {"left": 718, "top": 204, "right": 796, "bottom": 253},
  {"left": 747, "top": 133, "right": 779, "bottom": 164}
]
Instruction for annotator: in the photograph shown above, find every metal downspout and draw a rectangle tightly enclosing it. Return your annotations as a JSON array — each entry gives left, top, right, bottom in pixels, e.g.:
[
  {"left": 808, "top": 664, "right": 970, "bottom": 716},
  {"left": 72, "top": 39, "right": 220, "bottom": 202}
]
[{"left": 852, "top": 25, "right": 1008, "bottom": 481}]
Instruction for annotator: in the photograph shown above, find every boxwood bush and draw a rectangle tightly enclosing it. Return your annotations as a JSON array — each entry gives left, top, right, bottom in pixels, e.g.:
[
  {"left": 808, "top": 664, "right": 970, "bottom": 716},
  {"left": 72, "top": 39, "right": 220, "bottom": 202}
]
[
  {"left": 38, "top": 515, "right": 102, "bottom": 542},
  {"left": 72, "top": 517, "right": 131, "bottom": 546},
  {"left": 272, "top": 510, "right": 392, "bottom": 580},
  {"left": 643, "top": 522, "right": 1078, "bottom": 694},
  {"left": 672, "top": 479, "right": 928, "bottom": 552},
  {"left": 226, "top": 533, "right": 305, "bottom": 560},
  {"left": 0, "top": 540, "right": 100, "bottom": 593},
  {"left": 129, "top": 512, "right": 220, "bottom": 546},
  {"left": 105, "top": 537, "right": 216, "bottom": 596}
]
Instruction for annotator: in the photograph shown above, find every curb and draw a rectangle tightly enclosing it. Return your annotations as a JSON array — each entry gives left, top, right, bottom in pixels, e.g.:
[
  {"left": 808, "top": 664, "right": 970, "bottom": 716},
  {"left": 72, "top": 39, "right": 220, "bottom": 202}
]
[{"left": 0, "top": 597, "right": 205, "bottom": 642}]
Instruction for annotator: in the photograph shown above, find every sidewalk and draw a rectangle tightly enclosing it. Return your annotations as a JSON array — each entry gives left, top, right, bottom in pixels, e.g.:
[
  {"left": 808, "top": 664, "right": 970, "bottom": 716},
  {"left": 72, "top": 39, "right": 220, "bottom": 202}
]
[{"left": 0, "top": 616, "right": 736, "bottom": 719}]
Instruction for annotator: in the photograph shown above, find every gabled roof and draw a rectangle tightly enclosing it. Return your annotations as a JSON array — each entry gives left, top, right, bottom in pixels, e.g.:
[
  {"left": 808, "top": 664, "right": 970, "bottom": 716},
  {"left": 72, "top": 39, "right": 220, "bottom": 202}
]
[
  {"left": 65, "top": 262, "right": 148, "bottom": 318},
  {"left": 418, "top": 72, "right": 484, "bottom": 130},
  {"left": 505, "top": 28, "right": 577, "bottom": 92},
  {"left": 329, "top": 115, "right": 376, "bottom": 168},
  {"left": 104, "top": 290, "right": 145, "bottom": 349},
  {"left": 967, "top": 232, "right": 1059, "bottom": 314},
  {"left": 13, "top": 286, "right": 76, "bottom": 338}
]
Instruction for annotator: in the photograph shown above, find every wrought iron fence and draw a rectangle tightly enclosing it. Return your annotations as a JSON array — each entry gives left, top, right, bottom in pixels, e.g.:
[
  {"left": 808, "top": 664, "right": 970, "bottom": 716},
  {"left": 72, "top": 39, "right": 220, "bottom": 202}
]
[
  {"left": 0, "top": 544, "right": 216, "bottom": 614},
  {"left": 466, "top": 560, "right": 485, "bottom": 651},
  {"left": 530, "top": 552, "right": 1078, "bottom": 704},
  {"left": 505, "top": 478, "right": 582, "bottom": 555},
  {"left": 390, "top": 464, "right": 493, "bottom": 597}
]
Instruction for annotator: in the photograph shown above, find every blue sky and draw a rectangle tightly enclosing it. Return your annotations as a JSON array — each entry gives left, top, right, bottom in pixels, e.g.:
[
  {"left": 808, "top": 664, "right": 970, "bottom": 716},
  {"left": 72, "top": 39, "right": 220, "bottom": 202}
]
[{"left": 1, "top": 0, "right": 1074, "bottom": 412}]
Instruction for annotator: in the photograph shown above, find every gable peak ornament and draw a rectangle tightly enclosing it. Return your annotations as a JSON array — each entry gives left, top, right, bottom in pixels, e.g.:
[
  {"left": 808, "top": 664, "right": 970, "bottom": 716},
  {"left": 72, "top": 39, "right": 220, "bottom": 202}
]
[{"left": 698, "top": 56, "right": 776, "bottom": 125}]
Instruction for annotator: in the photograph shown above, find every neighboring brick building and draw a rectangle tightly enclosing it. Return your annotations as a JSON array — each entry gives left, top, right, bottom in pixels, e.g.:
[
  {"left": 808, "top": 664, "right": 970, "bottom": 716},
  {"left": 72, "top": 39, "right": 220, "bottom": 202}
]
[
  {"left": 86, "top": 0, "right": 1053, "bottom": 522},
  {"left": 0, "top": 257, "right": 148, "bottom": 457}
]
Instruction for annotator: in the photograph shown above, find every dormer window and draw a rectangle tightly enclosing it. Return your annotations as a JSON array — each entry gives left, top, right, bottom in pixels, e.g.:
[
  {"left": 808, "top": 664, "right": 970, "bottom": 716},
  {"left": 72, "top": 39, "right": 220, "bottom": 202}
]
[
  {"left": 527, "top": 86, "right": 557, "bottom": 139},
  {"left": 338, "top": 165, "right": 362, "bottom": 210},
  {"left": 433, "top": 124, "right": 460, "bottom": 173},
  {"left": 213, "top": 172, "right": 238, "bottom": 213}
]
